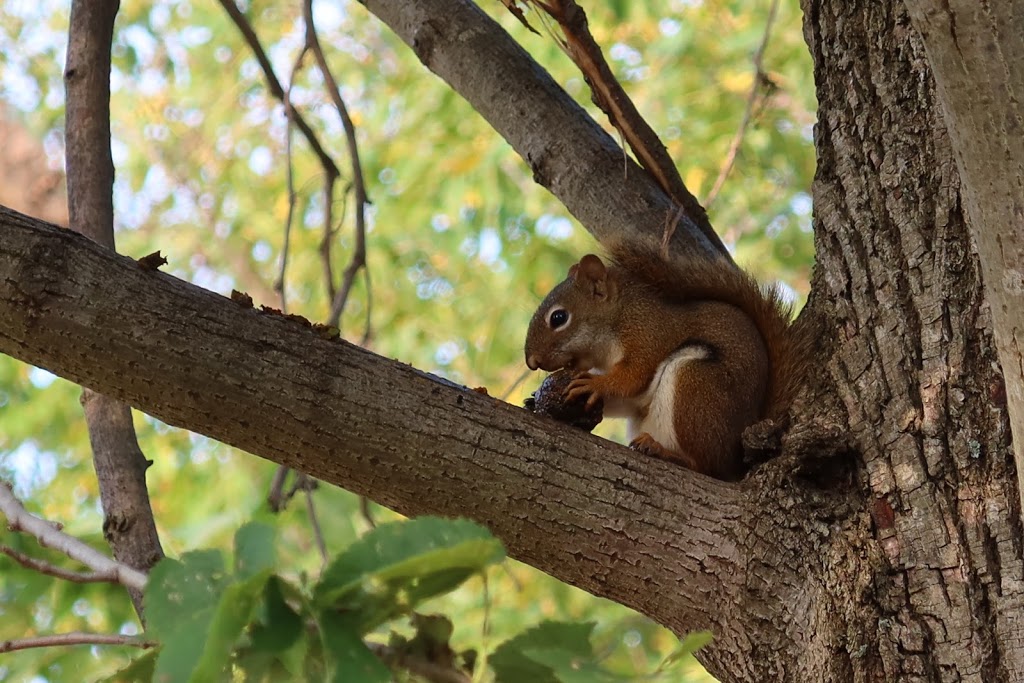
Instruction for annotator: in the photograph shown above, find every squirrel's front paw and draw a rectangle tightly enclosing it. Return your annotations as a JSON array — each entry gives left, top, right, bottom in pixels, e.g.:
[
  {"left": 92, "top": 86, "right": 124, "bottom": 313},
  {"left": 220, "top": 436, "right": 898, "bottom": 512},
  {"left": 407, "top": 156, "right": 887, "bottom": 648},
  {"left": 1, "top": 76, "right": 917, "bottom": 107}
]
[{"left": 563, "top": 373, "right": 604, "bottom": 410}]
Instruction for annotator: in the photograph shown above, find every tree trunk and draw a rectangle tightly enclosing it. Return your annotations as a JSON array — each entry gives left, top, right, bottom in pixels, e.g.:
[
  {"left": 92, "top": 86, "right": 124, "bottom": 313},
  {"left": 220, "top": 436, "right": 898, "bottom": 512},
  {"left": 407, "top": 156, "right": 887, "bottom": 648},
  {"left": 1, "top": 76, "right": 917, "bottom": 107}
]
[{"left": 797, "top": 0, "right": 1022, "bottom": 680}]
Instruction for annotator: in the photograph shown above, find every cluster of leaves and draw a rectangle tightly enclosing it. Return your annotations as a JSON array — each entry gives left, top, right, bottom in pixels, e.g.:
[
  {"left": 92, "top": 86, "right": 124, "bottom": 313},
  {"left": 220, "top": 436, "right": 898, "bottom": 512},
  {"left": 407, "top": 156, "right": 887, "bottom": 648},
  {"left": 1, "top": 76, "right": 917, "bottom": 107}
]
[{"left": 102, "top": 517, "right": 708, "bottom": 682}]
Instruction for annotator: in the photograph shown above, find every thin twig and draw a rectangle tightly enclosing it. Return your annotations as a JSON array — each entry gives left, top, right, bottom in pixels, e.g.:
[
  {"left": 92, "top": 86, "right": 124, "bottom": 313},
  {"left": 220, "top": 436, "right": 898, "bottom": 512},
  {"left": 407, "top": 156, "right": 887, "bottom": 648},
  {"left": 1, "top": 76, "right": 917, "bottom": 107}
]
[
  {"left": 0, "top": 632, "right": 155, "bottom": 654},
  {"left": 217, "top": 0, "right": 340, "bottom": 180},
  {"left": 320, "top": 175, "right": 338, "bottom": 304},
  {"left": 275, "top": 46, "right": 310, "bottom": 312},
  {"left": 703, "top": 0, "right": 781, "bottom": 208},
  {"left": 301, "top": 0, "right": 371, "bottom": 327},
  {"left": 471, "top": 573, "right": 492, "bottom": 683},
  {"left": 303, "top": 486, "right": 329, "bottom": 566},
  {"left": 267, "top": 465, "right": 291, "bottom": 512},
  {"left": 360, "top": 266, "right": 374, "bottom": 346},
  {"left": 359, "top": 495, "right": 377, "bottom": 530},
  {"left": 0, "top": 483, "right": 147, "bottom": 592},
  {"left": 1, "top": 545, "right": 119, "bottom": 584}
]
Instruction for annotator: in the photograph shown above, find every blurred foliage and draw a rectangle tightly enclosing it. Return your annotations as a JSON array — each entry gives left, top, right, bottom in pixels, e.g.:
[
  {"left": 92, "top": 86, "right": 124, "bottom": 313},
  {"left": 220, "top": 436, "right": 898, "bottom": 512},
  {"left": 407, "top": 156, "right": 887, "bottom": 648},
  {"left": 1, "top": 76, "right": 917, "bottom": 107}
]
[{"left": 0, "top": 0, "right": 815, "bottom": 680}]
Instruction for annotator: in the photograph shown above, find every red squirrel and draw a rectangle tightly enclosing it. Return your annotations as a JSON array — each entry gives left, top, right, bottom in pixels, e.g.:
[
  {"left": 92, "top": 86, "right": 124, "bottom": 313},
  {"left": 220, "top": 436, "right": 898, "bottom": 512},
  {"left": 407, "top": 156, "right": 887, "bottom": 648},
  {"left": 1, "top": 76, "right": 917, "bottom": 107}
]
[{"left": 524, "top": 242, "right": 808, "bottom": 479}]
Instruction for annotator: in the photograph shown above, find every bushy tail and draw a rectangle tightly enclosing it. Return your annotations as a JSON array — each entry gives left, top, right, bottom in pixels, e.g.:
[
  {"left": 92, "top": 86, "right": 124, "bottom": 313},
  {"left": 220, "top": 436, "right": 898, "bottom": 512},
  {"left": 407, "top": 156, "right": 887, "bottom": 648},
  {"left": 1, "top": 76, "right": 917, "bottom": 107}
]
[{"left": 609, "top": 243, "right": 809, "bottom": 419}]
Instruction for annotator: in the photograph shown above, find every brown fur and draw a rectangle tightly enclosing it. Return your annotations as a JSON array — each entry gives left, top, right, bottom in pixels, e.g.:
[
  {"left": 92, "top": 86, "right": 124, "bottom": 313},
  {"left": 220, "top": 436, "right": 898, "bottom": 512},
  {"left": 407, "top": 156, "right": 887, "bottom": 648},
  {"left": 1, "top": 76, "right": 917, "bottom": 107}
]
[
  {"left": 608, "top": 243, "right": 809, "bottom": 421},
  {"left": 523, "top": 244, "right": 809, "bottom": 479}
]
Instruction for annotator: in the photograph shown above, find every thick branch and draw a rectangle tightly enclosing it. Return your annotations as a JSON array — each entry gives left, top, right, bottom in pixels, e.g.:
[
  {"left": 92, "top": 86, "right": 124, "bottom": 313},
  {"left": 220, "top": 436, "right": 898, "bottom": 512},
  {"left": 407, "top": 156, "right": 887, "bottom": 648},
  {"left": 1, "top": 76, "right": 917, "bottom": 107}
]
[
  {"left": 0, "top": 206, "right": 767, "bottom": 648},
  {"left": 360, "top": 0, "right": 720, "bottom": 260}
]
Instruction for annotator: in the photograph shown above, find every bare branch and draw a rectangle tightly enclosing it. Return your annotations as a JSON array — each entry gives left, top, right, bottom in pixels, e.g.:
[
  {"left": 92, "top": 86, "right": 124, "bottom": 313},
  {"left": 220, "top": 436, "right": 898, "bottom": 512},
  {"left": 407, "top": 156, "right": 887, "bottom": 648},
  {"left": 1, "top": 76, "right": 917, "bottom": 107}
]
[
  {"left": 275, "top": 46, "right": 311, "bottom": 313},
  {"left": 524, "top": 0, "right": 728, "bottom": 258},
  {"left": 303, "top": 486, "right": 329, "bottom": 565},
  {"left": 361, "top": 0, "right": 723, "bottom": 260},
  {"left": 217, "top": 0, "right": 341, "bottom": 181},
  {"left": 65, "top": 0, "right": 163, "bottom": 620},
  {"left": 0, "top": 632, "right": 155, "bottom": 654},
  {"left": 0, "top": 483, "right": 147, "bottom": 593},
  {"left": 359, "top": 495, "right": 377, "bottom": 530},
  {"left": 1, "top": 545, "right": 120, "bottom": 584},
  {"left": 360, "top": 266, "right": 374, "bottom": 346},
  {"left": 267, "top": 465, "right": 292, "bottom": 512},
  {"left": 320, "top": 175, "right": 338, "bottom": 305},
  {"left": 301, "top": 0, "right": 371, "bottom": 328},
  {"left": 704, "top": 0, "right": 781, "bottom": 208}
]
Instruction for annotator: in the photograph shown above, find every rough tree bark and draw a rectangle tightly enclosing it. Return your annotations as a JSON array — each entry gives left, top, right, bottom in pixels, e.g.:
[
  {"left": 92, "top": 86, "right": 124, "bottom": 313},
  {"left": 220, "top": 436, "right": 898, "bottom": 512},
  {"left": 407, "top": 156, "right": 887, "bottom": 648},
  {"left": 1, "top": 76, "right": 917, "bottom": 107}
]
[
  {"left": 799, "top": 0, "right": 1021, "bottom": 680},
  {"left": 64, "top": 0, "right": 163, "bottom": 618},
  {"left": 0, "top": 0, "right": 1021, "bottom": 680},
  {"left": 902, "top": 0, "right": 1024, "bottom": 520}
]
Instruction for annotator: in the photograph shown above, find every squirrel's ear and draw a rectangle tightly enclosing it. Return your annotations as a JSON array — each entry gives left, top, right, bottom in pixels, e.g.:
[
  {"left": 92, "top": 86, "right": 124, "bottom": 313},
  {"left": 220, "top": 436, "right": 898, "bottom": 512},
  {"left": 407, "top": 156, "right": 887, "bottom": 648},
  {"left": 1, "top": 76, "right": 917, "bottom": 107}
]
[{"left": 575, "top": 254, "right": 611, "bottom": 299}]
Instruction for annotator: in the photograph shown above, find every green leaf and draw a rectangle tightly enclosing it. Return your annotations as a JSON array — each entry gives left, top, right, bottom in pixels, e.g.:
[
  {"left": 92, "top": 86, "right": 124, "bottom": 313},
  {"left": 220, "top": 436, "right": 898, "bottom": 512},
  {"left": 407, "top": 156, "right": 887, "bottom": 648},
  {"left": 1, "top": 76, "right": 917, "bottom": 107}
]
[
  {"left": 248, "top": 577, "right": 303, "bottom": 654},
  {"left": 660, "top": 630, "right": 713, "bottom": 670},
  {"left": 313, "top": 517, "right": 504, "bottom": 627},
  {"left": 490, "top": 621, "right": 596, "bottom": 683},
  {"left": 145, "top": 551, "right": 229, "bottom": 642},
  {"left": 235, "top": 577, "right": 310, "bottom": 681},
  {"left": 194, "top": 573, "right": 271, "bottom": 677},
  {"left": 144, "top": 549, "right": 272, "bottom": 682},
  {"left": 316, "top": 611, "right": 390, "bottom": 683},
  {"left": 235, "top": 521, "right": 276, "bottom": 579}
]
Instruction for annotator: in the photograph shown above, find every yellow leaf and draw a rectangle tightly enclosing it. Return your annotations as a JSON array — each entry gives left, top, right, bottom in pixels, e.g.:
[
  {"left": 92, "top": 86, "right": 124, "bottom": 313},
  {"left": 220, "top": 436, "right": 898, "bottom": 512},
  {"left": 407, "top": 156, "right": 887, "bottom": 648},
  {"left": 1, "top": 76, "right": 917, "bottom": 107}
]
[
  {"left": 685, "top": 168, "right": 706, "bottom": 195},
  {"left": 721, "top": 70, "right": 755, "bottom": 94}
]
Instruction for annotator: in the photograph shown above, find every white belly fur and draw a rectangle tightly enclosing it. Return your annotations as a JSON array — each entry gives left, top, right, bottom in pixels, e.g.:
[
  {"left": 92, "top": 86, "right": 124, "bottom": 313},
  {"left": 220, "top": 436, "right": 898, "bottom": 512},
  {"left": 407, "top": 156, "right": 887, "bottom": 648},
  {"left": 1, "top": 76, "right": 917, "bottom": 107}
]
[{"left": 618, "top": 346, "right": 710, "bottom": 450}]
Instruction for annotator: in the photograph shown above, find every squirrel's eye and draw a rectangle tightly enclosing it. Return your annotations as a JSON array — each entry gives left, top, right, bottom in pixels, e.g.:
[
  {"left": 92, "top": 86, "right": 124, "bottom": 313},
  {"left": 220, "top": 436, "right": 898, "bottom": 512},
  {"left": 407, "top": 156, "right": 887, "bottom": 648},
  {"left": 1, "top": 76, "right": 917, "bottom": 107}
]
[{"left": 549, "top": 308, "right": 570, "bottom": 330}]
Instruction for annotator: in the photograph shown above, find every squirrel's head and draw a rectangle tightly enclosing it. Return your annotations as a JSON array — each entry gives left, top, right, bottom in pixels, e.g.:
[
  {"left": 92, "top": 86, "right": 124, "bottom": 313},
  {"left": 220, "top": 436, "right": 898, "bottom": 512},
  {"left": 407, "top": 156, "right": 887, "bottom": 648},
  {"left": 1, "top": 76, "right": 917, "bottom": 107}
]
[{"left": 524, "top": 254, "right": 620, "bottom": 372}]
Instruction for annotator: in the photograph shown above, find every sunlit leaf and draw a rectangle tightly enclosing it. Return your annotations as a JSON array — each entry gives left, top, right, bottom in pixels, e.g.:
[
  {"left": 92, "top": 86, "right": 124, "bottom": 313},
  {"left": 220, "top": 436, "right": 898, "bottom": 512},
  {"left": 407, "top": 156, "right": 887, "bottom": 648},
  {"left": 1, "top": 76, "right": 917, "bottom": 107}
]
[{"left": 313, "top": 516, "right": 504, "bottom": 622}]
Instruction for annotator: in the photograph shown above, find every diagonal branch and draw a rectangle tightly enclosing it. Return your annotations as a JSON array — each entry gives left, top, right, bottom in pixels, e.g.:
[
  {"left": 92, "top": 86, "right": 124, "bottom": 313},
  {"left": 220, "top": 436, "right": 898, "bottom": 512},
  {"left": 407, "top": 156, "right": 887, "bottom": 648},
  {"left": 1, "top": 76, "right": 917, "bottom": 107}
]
[
  {"left": 524, "top": 0, "right": 727, "bottom": 257},
  {"left": 703, "top": 0, "right": 781, "bottom": 208},
  {"left": 0, "top": 206, "right": 765, "bottom": 644},
  {"left": 217, "top": 0, "right": 341, "bottom": 180},
  {"left": 359, "top": 0, "right": 721, "bottom": 261},
  {"left": 0, "top": 483, "right": 148, "bottom": 592},
  {"left": 1, "top": 545, "right": 120, "bottom": 584}
]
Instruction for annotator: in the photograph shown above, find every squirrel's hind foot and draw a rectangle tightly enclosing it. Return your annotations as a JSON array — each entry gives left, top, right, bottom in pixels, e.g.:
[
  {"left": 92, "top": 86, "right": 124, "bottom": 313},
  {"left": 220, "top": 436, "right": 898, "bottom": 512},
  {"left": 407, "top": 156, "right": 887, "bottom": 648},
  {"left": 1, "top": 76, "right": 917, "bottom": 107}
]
[{"left": 630, "top": 433, "right": 704, "bottom": 473}]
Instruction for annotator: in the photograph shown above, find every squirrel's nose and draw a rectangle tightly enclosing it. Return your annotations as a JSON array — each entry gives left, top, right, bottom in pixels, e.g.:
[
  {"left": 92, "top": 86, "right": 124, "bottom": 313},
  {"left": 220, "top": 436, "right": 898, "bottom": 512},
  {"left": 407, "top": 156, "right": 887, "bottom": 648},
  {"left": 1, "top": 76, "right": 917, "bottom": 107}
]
[{"left": 526, "top": 354, "right": 539, "bottom": 370}]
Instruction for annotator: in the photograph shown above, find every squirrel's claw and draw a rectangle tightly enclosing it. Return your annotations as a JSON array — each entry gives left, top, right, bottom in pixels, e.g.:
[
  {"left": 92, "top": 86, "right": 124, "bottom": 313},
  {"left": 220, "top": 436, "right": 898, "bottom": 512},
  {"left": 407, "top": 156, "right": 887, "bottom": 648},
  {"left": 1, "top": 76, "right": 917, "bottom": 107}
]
[
  {"left": 630, "top": 433, "right": 666, "bottom": 456},
  {"left": 564, "top": 373, "right": 602, "bottom": 410}
]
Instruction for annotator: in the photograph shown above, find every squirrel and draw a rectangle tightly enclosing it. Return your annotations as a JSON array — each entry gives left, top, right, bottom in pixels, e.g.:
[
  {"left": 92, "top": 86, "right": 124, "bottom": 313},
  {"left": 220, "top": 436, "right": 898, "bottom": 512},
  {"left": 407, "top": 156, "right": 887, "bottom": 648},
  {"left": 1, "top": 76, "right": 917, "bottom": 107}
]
[{"left": 524, "top": 242, "right": 808, "bottom": 480}]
